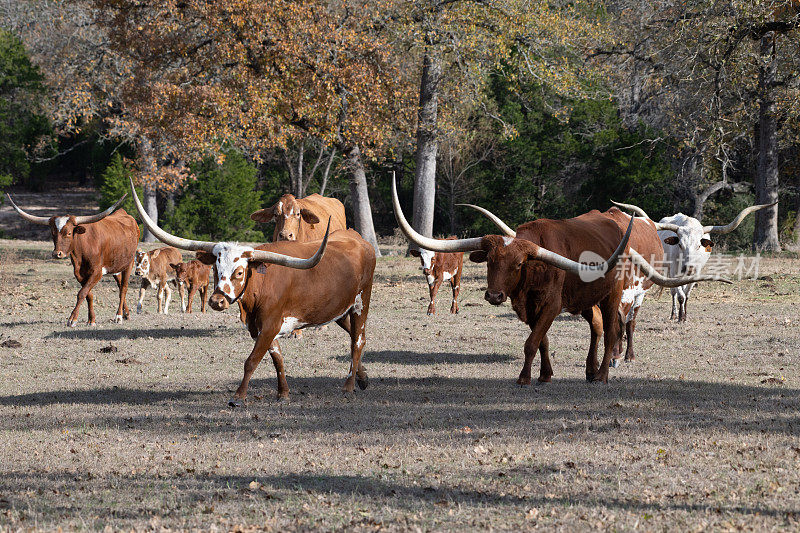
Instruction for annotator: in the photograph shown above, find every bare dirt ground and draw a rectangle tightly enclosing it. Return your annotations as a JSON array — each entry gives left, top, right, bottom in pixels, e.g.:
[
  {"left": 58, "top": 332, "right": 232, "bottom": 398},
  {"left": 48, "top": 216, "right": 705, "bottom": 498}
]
[{"left": 1, "top": 238, "right": 799, "bottom": 531}]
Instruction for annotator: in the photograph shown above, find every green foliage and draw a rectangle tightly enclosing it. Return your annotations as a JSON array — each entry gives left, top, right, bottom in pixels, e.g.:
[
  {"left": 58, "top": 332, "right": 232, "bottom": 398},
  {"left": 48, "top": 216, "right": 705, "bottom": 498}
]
[
  {"left": 98, "top": 153, "right": 141, "bottom": 215},
  {"left": 454, "top": 75, "right": 674, "bottom": 236},
  {"left": 0, "top": 30, "right": 52, "bottom": 195},
  {"left": 164, "top": 150, "right": 265, "bottom": 241}
]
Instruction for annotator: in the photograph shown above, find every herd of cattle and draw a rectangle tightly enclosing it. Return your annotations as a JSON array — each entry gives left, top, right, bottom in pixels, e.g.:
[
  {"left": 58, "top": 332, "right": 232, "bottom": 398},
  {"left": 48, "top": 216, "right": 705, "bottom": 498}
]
[{"left": 5, "top": 175, "right": 773, "bottom": 405}]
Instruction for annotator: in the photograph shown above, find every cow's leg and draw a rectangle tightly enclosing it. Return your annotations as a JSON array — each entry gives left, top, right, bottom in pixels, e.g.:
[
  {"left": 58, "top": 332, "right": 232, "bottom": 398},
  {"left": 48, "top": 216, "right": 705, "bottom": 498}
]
[
  {"left": 163, "top": 283, "right": 173, "bottom": 314},
  {"left": 676, "top": 287, "right": 687, "bottom": 323},
  {"left": 156, "top": 282, "right": 165, "bottom": 314},
  {"left": 427, "top": 278, "right": 441, "bottom": 315},
  {"left": 624, "top": 306, "right": 641, "bottom": 362},
  {"left": 450, "top": 270, "right": 462, "bottom": 314},
  {"left": 345, "top": 287, "right": 372, "bottom": 392},
  {"left": 679, "top": 283, "right": 694, "bottom": 323},
  {"left": 670, "top": 288, "right": 679, "bottom": 320},
  {"left": 136, "top": 279, "right": 148, "bottom": 314},
  {"left": 537, "top": 334, "right": 552, "bottom": 383},
  {"left": 85, "top": 290, "right": 97, "bottom": 326},
  {"left": 113, "top": 267, "right": 131, "bottom": 321},
  {"left": 518, "top": 307, "right": 559, "bottom": 385},
  {"left": 177, "top": 282, "right": 186, "bottom": 312},
  {"left": 199, "top": 284, "right": 207, "bottom": 313},
  {"left": 230, "top": 329, "right": 278, "bottom": 406},
  {"left": 582, "top": 307, "right": 603, "bottom": 374},
  {"left": 594, "top": 296, "right": 624, "bottom": 383},
  {"left": 267, "top": 340, "right": 290, "bottom": 400},
  {"left": 336, "top": 314, "right": 352, "bottom": 335},
  {"left": 185, "top": 284, "right": 196, "bottom": 313},
  {"left": 68, "top": 271, "right": 102, "bottom": 327}
]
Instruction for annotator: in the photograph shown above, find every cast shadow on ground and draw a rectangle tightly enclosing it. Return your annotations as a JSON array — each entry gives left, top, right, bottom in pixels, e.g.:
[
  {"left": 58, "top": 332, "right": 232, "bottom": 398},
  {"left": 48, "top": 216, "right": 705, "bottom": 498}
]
[
  {"left": 336, "top": 350, "right": 515, "bottom": 365},
  {"left": 44, "top": 327, "right": 219, "bottom": 341}
]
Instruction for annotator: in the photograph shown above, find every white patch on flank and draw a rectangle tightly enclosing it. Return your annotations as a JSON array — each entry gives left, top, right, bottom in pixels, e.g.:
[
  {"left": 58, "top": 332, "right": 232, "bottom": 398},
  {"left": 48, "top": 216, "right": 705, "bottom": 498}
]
[
  {"left": 352, "top": 292, "right": 364, "bottom": 315},
  {"left": 620, "top": 274, "right": 647, "bottom": 322},
  {"left": 418, "top": 249, "right": 435, "bottom": 270},
  {"left": 101, "top": 267, "right": 108, "bottom": 275},
  {"left": 278, "top": 316, "right": 306, "bottom": 338},
  {"left": 212, "top": 242, "right": 252, "bottom": 299},
  {"left": 442, "top": 267, "right": 457, "bottom": 282},
  {"left": 502, "top": 236, "right": 514, "bottom": 246},
  {"left": 55, "top": 217, "right": 68, "bottom": 231},
  {"left": 426, "top": 274, "right": 436, "bottom": 286}
]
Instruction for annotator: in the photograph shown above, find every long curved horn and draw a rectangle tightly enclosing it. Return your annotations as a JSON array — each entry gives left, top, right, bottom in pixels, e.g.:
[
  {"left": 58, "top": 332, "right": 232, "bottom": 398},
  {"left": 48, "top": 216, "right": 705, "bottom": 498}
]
[
  {"left": 655, "top": 222, "right": 681, "bottom": 233},
  {"left": 703, "top": 202, "right": 777, "bottom": 234},
  {"left": 129, "top": 177, "right": 216, "bottom": 252},
  {"left": 392, "top": 173, "right": 483, "bottom": 253},
  {"left": 250, "top": 218, "right": 330, "bottom": 269},
  {"left": 628, "top": 248, "right": 732, "bottom": 287},
  {"left": 6, "top": 194, "right": 50, "bottom": 225},
  {"left": 73, "top": 194, "right": 128, "bottom": 224},
  {"left": 457, "top": 204, "right": 516, "bottom": 237},
  {"left": 611, "top": 200, "right": 650, "bottom": 220}
]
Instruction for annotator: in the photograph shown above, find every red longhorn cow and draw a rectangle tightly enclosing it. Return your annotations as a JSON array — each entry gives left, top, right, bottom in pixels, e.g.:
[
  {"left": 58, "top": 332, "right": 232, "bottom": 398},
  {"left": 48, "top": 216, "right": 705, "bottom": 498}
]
[
  {"left": 393, "top": 177, "right": 722, "bottom": 383},
  {"left": 131, "top": 179, "right": 376, "bottom": 405},
  {"left": 251, "top": 193, "right": 347, "bottom": 242},
  {"left": 7, "top": 194, "right": 138, "bottom": 327}
]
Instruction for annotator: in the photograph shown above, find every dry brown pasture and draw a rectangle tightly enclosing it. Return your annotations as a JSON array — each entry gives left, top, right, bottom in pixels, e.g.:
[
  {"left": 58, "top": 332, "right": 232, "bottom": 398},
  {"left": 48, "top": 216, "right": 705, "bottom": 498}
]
[{"left": 1, "top": 238, "right": 799, "bottom": 531}]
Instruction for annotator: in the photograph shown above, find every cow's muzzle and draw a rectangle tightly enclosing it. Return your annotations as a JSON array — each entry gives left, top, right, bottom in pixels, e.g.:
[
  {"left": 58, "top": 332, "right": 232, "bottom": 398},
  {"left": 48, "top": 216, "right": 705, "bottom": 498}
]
[
  {"left": 484, "top": 290, "right": 506, "bottom": 305},
  {"left": 209, "top": 291, "right": 230, "bottom": 311},
  {"left": 278, "top": 231, "right": 295, "bottom": 241},
  {"left": 52, "top": 250, "right": 67, "bottom": 259}
]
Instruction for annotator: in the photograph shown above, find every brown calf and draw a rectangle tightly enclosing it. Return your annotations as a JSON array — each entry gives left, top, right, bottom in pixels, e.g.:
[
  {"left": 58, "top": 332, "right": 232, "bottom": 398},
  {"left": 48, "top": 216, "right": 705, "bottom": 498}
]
[
  {"left": 409, "top": 243, "right": 464, "bottom": 315},
  {"left": 134, "top": 247, "right": 185, "bottom": 314},
  {"left": 7, "top": 194, "right": 138, "bottom": 327},
  {"left": 251, "top": 193, "right": 347, "bottom": 242},
  {"left": 169, "top": 260, "right": 211, "bottom": 313}
]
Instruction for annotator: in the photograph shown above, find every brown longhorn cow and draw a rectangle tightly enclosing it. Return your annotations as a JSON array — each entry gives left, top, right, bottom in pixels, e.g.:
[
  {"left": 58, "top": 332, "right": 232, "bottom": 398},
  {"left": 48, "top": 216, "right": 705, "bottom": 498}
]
[
  {"left": 131, "top": 179, "right": 376, "bottom": 405},
  {"left": 409, "top": 243, "right": 463, "bottom": 315},
  {"left": 169, "top": 260, "right": 211, "bottom": 313},
  {"left": 251, "top": 193, "right": 347, "bottom": 242},
  {"left": 393, "top": 176, "right": 724, "bottom": 384},
  {"left": 7, "top": 194, "right": 138, "bottom": 327},
  {"left": 134, "top": 247, "right": 185, "bottom": 314}
]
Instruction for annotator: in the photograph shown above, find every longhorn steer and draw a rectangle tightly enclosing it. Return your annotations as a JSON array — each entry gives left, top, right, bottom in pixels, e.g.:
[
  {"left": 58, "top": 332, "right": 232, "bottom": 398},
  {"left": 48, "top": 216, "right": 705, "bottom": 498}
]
[
  {"left": 6, "top": 194, "right": 138, "bottom": 327},
  {"left": 612, "top": 201, "right": 772, "bottom": 322},
  {"left": 394, "top": 176, "right": 723, "bottom": 384},
  {"left": 409, "top": 242, "right": 463, "bottom": 315},
  {"left": 169, "top": 260, "right": 211, "bottom": 313},
  {"left": 131, "top": 179, "right": 375, "bottom": 404},
  {"left": 251, "top": 193, "right": 347, "bottom": 242},
  {"left": 134, "top": 247, "right": 185, "bottom": 314}
]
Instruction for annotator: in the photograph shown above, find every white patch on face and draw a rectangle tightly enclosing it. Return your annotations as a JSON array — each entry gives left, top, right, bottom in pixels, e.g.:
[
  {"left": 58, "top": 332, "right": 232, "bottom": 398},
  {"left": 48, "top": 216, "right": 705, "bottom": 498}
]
[
  {"left": 352, "top": 292, "right": 364, "bottom": 315},
  {"left": 278, "top": 316, "right": 306, "bottom": 338},
  {"left": 55, "top": 217, "right": 68, "bottom": 231},
  {"left": 135, "top": 255, "right": 150, "bottom": 276},
  {"left": 212, "top": 242, "right": 253, "bottom": 299},
  {"left": 502, "top": 236, "right": 514, "bottom": 246},
  {"left": 418, "top": 249, "right": 435, "bottom": 270},
  {"left": 658, "top": 213, "right": 712, "bottom": 276}
]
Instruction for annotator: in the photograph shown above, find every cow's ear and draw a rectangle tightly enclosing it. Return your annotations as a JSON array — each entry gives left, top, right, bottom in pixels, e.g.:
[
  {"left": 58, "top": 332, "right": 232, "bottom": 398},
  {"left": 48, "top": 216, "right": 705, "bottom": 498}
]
[
  {"left": 169, "top": 263, "right": 180, "bottom": 270},
  {"left": 240, "top": 250, "right": 254, "bottom": 259},
  {"left": 73, "top": 225, "right": 87, "bottom": 235},
  {"left": 195, "top": 251, "right": 216, "bottom": 265},
  {"left": 663, "top": 236, "right": 679, "bottom": 245},
  {"left": 469, "top": 250, "right": 488, "bottom": 263},
  {"left": 151, "top": 249, "right": 160, "bottom": 258},
  {"left": 300, "top": 208, "right": 320, "bottom": 224},
  {"left": 700, "top": 238, "right": 713, "bottom": 251},
  {"left": 409, "top": 249, "right": 421, "bottom": 257},
  {"left": 251, "top": 207, "right": 276, "bottom": 223},
  {"left": 254, "top": 262, "right": 268, "bottom": 274}
]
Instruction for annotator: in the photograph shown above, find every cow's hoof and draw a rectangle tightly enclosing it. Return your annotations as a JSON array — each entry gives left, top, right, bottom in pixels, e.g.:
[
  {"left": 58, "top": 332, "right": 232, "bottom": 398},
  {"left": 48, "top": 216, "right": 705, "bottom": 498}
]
[
  {"left": 624, "top": 356, "right": 635, "bottom": 363},
  {"left": 136, "top": 306, "right": 142, "bottom": 314},
  {"left": 609, "top": 358, "right": 621, "bottom": 369},
  {"left": 516, "top": 377, "right": 532, "bottom": 386},
  {"left": 357, "top": 376, "right": 369, "bottom": 390},
  {"left": 228, "top": 397, "right": 243, "bottom": 408},
  {"left": 276, "top": 393, "right": 289, "bottom": 402},
  {"left": 591, "top": 376, "right": 608, "bottom": 384},
  {"left": 585, "top": 373, "right": 595, "bottom": 383},
  {"left": 67, "top": 319, "right": 77, "bottom": 328},
  {"left": 537, "top": 376, "right": 552, "bottom": 384},
  {"left": 113, "top": 315, "right": 123, "bottom": 324},
  {"left": 88, "top": 321, "right": 98, "bottom": 327}
]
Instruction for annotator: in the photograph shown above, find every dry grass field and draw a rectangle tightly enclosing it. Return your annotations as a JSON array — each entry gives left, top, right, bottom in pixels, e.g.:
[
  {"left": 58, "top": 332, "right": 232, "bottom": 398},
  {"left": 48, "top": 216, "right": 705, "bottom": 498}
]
[{"left": 1, "top": 238, "right": 799, "bottom": 531}]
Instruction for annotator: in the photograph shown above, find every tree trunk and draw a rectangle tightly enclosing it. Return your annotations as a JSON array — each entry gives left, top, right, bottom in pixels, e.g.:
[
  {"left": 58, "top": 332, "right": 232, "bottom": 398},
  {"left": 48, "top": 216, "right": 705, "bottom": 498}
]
[
  {"left": 411, "top": 46, "right": 442, "bottom": 238},
  {"left": 345, "top": 145, "right": 381, "bottom": 257},
  {"left": 318, "top": 147, "right": 336, "bottom": 196},
  {"left": 753, "top": 34, "right": 781, "bottom": 252},
  {"left": 138, "top": 139, "right": 159, "bottom": 243}
]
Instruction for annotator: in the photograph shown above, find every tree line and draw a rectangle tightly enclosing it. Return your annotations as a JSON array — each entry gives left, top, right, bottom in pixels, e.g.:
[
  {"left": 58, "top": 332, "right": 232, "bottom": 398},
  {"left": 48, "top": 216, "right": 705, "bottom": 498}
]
[{"left": 2, "top": 0, "right": 800, "bottom": 252}]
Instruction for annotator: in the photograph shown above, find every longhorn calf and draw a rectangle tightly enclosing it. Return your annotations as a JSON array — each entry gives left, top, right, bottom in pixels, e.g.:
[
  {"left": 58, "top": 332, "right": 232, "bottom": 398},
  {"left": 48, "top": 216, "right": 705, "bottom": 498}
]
[
  {"left": 131, "top": 179, "right": 375, "bottom": 404},
  {"left": 134, "top": 247, "right": 185, "bottom": 314},
  {"left": 6, "top": 194, "right": 137, "bottom": 327},
  {"left": 169, "top": 260, "right": 211, "bottom": 313},
  {"left": 409, "top": 242, "right": 463, "bottom": 315}
]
